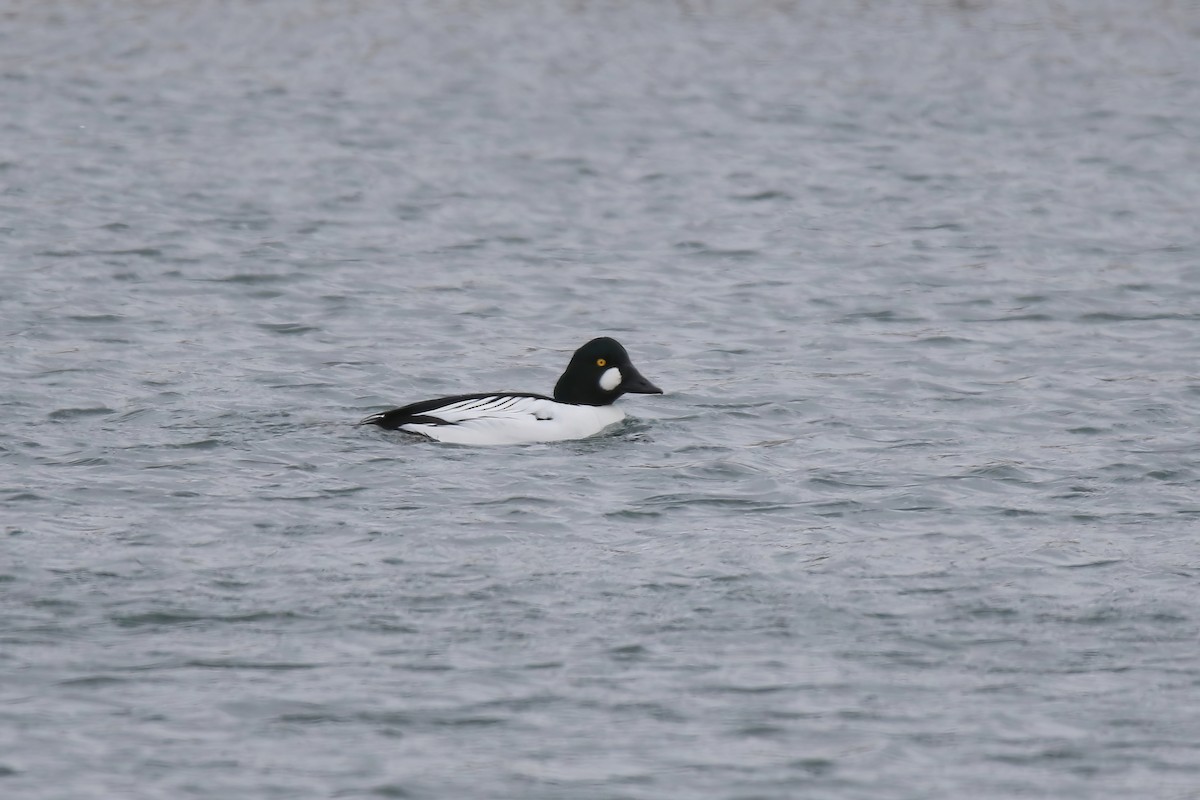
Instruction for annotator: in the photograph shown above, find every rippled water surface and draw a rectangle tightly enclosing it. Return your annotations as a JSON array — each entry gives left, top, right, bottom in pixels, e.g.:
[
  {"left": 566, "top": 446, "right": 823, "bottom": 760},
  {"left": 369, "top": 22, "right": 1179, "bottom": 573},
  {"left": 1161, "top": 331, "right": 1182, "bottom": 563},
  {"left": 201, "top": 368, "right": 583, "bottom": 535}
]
[{"left": 4, "top": 2, "right": 1200, "bottom": 798}]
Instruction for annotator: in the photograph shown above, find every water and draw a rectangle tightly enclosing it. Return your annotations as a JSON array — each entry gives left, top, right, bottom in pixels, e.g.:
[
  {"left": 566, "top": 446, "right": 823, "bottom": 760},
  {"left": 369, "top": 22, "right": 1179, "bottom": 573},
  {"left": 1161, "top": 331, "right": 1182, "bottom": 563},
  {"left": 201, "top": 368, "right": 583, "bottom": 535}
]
[{"left": 3, "top": 2, "right": 1200, "bottom": 798}]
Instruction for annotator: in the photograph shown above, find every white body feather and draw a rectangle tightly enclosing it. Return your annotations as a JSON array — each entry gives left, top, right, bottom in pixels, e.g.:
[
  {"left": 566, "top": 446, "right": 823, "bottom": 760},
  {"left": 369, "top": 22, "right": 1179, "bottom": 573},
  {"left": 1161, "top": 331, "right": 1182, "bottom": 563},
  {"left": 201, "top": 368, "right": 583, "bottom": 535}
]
[{"left": 395, "top": 395, "right": 626, "bottom": 445}]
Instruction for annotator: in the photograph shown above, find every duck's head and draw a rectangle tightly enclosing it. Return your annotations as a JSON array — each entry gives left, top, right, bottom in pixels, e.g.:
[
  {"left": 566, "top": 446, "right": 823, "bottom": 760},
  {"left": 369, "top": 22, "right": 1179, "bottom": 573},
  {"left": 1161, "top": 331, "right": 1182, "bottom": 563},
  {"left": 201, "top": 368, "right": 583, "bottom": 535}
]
[{"left": 553, "top": 337, "right": 663, "bottom": 406}]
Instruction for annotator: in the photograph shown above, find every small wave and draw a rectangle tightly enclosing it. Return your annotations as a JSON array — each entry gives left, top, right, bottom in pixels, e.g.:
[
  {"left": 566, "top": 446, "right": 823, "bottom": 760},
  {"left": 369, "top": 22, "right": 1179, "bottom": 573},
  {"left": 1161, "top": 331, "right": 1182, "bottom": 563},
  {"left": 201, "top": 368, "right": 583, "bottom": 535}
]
[
  {"left": 256, "top": 322, "right": 320, "bottom": 334},
  {"left": 47, "top": 406, "right": 117, "bottom": 420}
]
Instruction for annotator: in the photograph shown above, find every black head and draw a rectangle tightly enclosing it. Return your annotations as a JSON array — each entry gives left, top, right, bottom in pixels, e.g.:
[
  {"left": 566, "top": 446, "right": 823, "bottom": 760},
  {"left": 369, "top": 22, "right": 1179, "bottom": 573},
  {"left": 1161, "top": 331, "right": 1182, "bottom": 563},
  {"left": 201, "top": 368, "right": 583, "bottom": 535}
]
[{"left": 553, "top": 337, "right": 663, "bottom": 406}]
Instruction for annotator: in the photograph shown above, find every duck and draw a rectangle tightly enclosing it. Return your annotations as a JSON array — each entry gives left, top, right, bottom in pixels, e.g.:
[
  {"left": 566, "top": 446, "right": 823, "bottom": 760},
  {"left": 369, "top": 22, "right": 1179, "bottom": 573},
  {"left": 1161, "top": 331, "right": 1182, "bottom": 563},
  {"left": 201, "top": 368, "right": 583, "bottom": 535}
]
[{"left": 359, "top": 337, "right": 662, "bottom": 445}]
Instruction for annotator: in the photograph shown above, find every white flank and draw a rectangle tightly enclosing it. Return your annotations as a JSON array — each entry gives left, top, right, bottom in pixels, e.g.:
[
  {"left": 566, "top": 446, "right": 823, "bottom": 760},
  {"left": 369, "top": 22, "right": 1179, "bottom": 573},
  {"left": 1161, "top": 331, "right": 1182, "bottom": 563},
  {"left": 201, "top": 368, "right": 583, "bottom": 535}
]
[{"left": 398, "top": 395, "right": 625, "bottom": 445}]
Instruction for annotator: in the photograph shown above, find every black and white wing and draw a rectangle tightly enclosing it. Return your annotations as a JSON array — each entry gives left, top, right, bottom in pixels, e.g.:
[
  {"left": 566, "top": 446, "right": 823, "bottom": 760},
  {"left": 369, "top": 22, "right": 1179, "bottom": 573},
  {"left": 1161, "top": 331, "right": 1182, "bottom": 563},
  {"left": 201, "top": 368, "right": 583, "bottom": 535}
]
[{"left": 360, "top": 392, "right": 555, "bottom": 433}]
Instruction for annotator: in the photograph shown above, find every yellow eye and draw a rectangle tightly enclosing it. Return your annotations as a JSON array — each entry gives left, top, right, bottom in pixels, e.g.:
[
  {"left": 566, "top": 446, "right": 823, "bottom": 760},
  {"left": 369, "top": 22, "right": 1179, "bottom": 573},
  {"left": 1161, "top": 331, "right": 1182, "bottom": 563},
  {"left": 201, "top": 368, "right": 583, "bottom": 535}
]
[{"left": 596, "top": 358, "right": 607, "bottom": 367}]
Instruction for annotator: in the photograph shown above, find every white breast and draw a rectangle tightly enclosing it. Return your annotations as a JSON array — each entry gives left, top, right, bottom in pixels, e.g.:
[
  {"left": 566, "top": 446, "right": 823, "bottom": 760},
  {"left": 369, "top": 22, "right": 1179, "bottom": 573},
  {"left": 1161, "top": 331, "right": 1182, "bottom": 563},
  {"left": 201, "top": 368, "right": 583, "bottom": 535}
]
[{"left": 400, "top": 396, "right": 625, "bottom": 445}]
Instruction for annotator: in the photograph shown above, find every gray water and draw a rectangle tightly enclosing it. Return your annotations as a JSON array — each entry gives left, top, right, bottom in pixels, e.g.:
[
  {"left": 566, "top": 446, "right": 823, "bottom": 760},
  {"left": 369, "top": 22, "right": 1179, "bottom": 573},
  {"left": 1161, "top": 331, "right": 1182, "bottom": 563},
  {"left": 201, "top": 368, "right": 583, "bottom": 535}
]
[{"left": 4, "top": 2, "right": 1200, "bottom": 798}]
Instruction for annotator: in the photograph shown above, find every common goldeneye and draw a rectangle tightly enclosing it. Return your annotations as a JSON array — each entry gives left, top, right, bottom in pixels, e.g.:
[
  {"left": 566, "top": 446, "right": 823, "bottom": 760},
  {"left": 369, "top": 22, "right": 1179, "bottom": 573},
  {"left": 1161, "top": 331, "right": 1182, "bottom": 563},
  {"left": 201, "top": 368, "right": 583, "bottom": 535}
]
[{"left": 359, "top": 337, "right": 663, "bottom": 445}]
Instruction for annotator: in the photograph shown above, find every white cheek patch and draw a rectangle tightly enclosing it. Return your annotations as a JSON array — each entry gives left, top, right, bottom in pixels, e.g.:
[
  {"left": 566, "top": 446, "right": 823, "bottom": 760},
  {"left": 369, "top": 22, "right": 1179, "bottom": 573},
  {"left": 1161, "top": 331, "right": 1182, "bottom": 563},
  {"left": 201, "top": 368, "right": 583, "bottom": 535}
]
[{"left": 599, "top": 367, "right": 622, "bottom": 392}]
